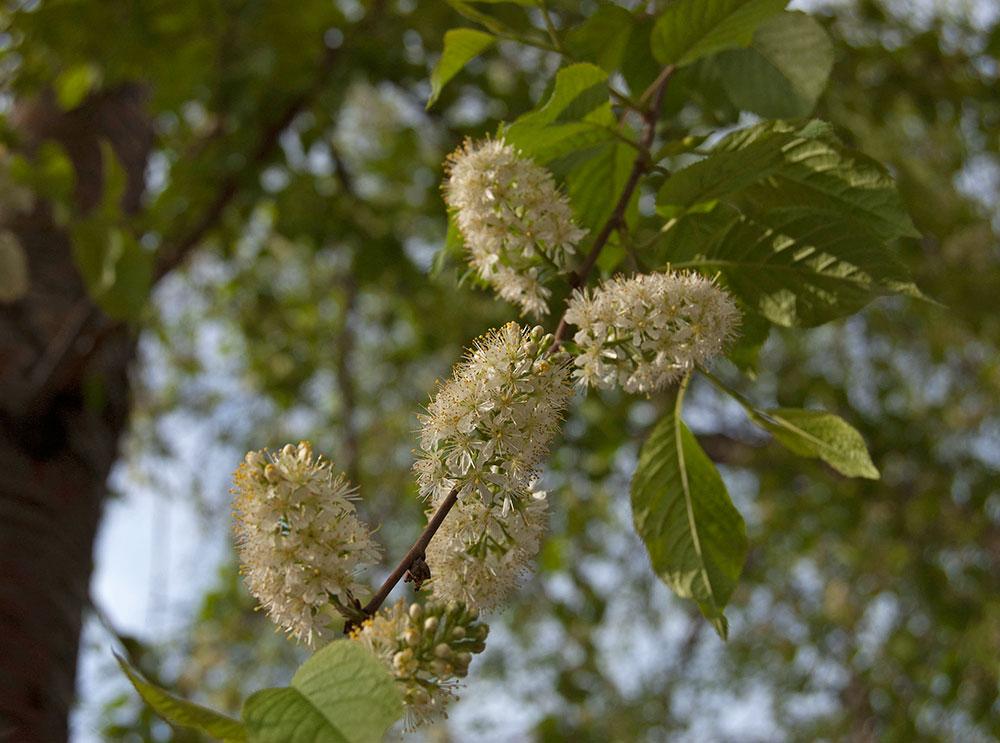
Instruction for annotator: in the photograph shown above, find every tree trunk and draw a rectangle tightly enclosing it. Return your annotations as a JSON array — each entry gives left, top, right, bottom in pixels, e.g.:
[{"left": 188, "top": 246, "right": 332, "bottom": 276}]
[{"left": 0, "top": 87, "right": 150, "bottom": 743}]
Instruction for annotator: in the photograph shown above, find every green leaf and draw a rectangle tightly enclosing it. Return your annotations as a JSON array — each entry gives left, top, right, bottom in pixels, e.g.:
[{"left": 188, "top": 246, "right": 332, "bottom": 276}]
[
  {"left": 72, "top": 224, "right": 153, "bottom": 320},
  {"left": 565, "top": 136, "right": 638, "bottom": 233},
  {"left": 710, "top": 119, "right": 920, "bottom": 242},
  {"left": 564, "top": 5, "right": 634, "bottom": 72},
  {"left": 711, "top": 11, "right": 834, "bottom": 118},
  {"left": 650, "top": 0, "right": 789, "bottom": 67},
  {"left": 726, "top": 307, "right": 770, "bottom": 373},
  {"left": 428, "top": 28, "right": 496, "bottom": 108},
  {"left": 443, "top": 0, "right": 516, "bottom": 35},
  {"left": 0, "top": 231, "right": 29, "bottom": 303},
  {"left": 242, "top": 640, "right": 402, "bottom": 743},
  {"left": 656, "top": 127, "right": 805, "bottom": 217},
  {"left": 658, "top": 204, "right": 919, "bottom": 327},
  {"left": 55, "top": 63, "right": 100, "bottom": 110},
  {"left": 631, "top": 379, "right": 748, "bottom": 639},
  {"left": 116, "top": 654, "right": 248, "bottom": 742},
  {"left": 748, "top": 407, "right": 880, "bottom": 479},
  {"left": 70, "top": 142, "right": 153, "bottom": 320},
  {"left": 503, "top": 62, "right": 616, "bottom": 163}
]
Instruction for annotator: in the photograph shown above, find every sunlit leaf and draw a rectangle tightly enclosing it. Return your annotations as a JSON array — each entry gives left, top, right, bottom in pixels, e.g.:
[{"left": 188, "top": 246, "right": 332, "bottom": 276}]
[
  {"left": 428, "top": 28, "right": 495, "bottom": 108},
  {"left": 749, "top": 407, "right": 880, "bottom": 478},
  {"left": 242, "top": 641, "right": 402, "bottom": 743}
]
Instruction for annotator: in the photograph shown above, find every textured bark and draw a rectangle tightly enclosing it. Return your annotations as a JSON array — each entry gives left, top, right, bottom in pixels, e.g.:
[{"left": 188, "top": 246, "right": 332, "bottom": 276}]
[{"left": 0, "top": 87, "right": 150, "bottom": 743}]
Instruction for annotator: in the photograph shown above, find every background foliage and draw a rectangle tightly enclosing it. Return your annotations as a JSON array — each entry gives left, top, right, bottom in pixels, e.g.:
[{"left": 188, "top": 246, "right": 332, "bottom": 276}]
[{"left": 3, "top": 0, "right": 996, "bottom": 741}]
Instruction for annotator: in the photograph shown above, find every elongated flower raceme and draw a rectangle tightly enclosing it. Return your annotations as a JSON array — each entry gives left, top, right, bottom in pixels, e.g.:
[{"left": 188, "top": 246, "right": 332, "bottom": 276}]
[
  {"left": 414, "top": 322, "right": 572, "bottom": 610},
  {"left": 444, "top": 138, "right": 587, "bottom": 317},
  {"left": 231, "top": 442, "right": 381, "bottom": 646},
  {"left": 424, "top": 489, "right": 549, "bottom": 611},
  {"left": 414, "top": 322, "right": 572, "bottom": 508},
  {"left": 566, "top": 271, "right": 741, "bottom": 394},
  {"left": 352, "top": 599, "right": 489, "bottom": 730}
]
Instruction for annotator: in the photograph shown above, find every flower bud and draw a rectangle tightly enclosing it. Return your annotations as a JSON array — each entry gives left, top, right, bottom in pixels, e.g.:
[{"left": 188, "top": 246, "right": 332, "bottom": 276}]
[
  {"left": 424, "top": 616, "right": 439, "bottom": 633},
  {"left": 408, "top": 603, "right": 423, "bottom": 622},
  {"left": 245, "top": 451, "right": 266, "bottom": 469},
  {"left": 523, "top": 341, "right": 539, "bottom": 357},
  {"left": 434, "top": 643, "right": 451, "bottom": 659},
  {"left": 451, "top": 626, "right": 466, "bottom": 641},
  {"left": 264, "top": 464, "right": 280, "bottom": 483},
  {"left": 430, "top": 659, "right": 453, "bottom": 676},
  {"left": 455, "top": 651, "right": 472, "bottom": 667},
  {"left": 530, "top": 325, "right": 544, "bottom": 342}
]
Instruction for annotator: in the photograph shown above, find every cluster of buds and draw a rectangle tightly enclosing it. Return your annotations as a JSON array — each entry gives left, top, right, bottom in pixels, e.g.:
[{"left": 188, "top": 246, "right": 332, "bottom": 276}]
[
  {"left": 353, "top": 599, "right": 489, "bottom": 729},
  {"left": 231, "top": 442, "right": 381, "bottom": 646},
  {"left": 444, "top": 138, "right": 587, "bottom": 317},
  {"left": 565, "top": 270, "right": 741, "bottom": 394}
]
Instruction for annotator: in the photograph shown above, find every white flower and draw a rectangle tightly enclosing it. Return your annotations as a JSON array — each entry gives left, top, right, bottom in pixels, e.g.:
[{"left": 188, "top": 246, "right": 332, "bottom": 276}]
[
  {"left": 231, "top": 442, "right": 381, "bottom": 646},
  {"left": 415, "top": 322, "right": 573, "bottom": 509},
  {"left": 444, "top": 138, "right": 587, "bottom": 317},
  {"left": 425, "top": 489, "right": 549, "bottom": 612},
  {"left": 352, "top": 599, "right": 489, "bottom": 730},
  {"left": 566, "top": 271, "right": 741, "bottom": 394}
]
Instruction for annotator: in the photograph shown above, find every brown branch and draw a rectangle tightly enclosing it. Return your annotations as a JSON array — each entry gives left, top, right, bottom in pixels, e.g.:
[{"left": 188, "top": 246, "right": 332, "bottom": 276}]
[
  {"left": 362, "top": 487, "right": 460, "bottom": 617},
  {"left": 552, "top": 65, "right": 675, "bottom": 347}
]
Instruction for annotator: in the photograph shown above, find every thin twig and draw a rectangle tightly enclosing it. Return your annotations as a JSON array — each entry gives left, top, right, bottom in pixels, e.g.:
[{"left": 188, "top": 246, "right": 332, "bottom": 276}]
[
  {"left": 362, "top": 487, "right": 460, "bottom": 616},
  {"left": 552, "top": 65, "right": 675, "bottom": 347}
]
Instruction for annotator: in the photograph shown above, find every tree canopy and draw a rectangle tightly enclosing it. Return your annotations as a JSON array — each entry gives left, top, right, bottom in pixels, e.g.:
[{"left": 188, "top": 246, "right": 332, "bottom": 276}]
[{"left": 0, "top": 1, "right": 997, "bottom": 742}]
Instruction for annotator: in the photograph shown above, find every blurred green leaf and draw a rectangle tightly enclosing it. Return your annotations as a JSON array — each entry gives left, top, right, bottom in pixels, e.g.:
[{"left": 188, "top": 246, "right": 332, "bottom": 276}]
[
  {"left": 428, "top": 28, "right": 495, "bottom": 108},
  {"left": 650, "top": 0, "right": 789, "bottom": 67},
  {"left": 0, "top": 231, "right": 29, "bottom": 303},
  {"left": 116, "top": 654, "right": 248, "bottom": 741},
  {"left": 55, "top": 63, "right": 100, "bottom": 110}
]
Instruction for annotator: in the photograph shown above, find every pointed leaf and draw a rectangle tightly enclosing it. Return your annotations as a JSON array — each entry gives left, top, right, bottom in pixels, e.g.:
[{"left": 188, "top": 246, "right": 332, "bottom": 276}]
[
  {"left": 242, "top": 641, "right": 401, "bottom": 743},
  {"left": 428, "top": 28, "right": 496, "bottom": 108},
  {"left": 116, "top": 654, "right": 247, "bottom": 741},
  {"left": 711, "top": 11, "right": 834, "bottom": 118},
  {"left": 749, "top": 407, "right": 880, "bottom": 478},
  {"left": 651, "top": 0, "right": 789, "bottom": 67},
  {"left": 659, "top": 204, "right": 919, "bottom": 327},
  {"left": 631, "top": 383, "right": 748, "bottom": 638},
  {"left": 711, "top": 119, "right": 920, "bottom": 241},
  {"left": 565, "top": 5, "right": 634, "bottom": 72}
]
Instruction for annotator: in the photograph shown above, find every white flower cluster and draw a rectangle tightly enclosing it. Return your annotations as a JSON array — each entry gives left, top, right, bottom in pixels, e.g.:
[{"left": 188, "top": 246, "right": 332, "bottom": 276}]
[
  {"left": 424, "top": 489, "right": 548, "bottom": 612},
  {"left": 444, "top": 138, "right": 587, "bottom": 317},
  {"left": 231, "top": 442, "right": 382, "bottom": 646},
  {"left": 353, "top": 599, "right": 488, "bottom": 729},
  {"left": 566, "top": 271, "right": 741, "bottom": 394},
  {"left": 413, "top": 322, "right": 572, "bottom": 610}
]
